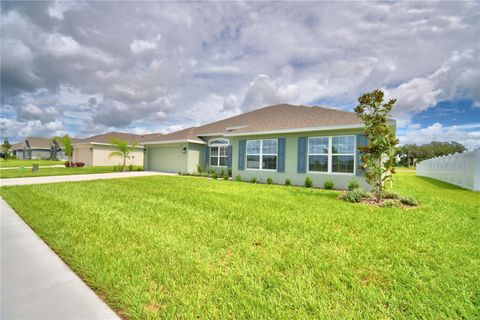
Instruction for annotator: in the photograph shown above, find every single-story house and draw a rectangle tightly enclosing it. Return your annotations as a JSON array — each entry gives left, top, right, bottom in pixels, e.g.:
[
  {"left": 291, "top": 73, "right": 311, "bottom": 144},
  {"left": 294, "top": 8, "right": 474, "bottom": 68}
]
[
  {"left": 11, "top": 137, "right": 61, "bottom": 160},
  {"left": 143, "top": 104, "right": 396, "bottom": 189},
  {"left": 72, "top": 131, "right": 148, "bottom": 166}
]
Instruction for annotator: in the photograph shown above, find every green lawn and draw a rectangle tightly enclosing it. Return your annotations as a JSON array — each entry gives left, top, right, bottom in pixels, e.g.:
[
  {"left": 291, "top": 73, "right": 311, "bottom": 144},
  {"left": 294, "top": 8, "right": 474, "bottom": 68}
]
[
  {"left": 0, "top": 172, "right": 478, "bottom": 319},
  {"left": 0, "top": 159, "right": 65, "bottom": 168},
  {"left": 0, "top": 166, "right": 143, "bottom": 179}
]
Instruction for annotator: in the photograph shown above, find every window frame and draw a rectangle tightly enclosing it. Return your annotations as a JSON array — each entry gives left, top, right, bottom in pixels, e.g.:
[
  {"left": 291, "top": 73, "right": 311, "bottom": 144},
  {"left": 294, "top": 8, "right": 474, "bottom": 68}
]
[
  {"left": 307, "top": 135, "right": 356, "bottom": 175},
  {"left": 245, "top": 139, "right": 278, "bottom": 171},
  {"left": 209, "top": 145, "right": 228, "bottom": 167}
]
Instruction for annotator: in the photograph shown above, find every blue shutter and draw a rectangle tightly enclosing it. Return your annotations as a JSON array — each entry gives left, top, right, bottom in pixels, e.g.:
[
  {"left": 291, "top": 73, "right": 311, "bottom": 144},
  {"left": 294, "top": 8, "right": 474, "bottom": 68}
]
[
  {"left": 277, "top": 138, "right": 286, "bottom": 172},
  {"left": 238, "top": 140, "right": 246, "bottom": 170},
  {"left": 204, "top": 146, "right": 210, "bottom": 167},
  {"left": 297, "top": 137, "right": 307, "bottom": 173},
  {"left": 227, "top": 145, "right": 232, "bottom": 167},
  {"left": 356, "top": 134, "right": 368, "bottom": 176}
]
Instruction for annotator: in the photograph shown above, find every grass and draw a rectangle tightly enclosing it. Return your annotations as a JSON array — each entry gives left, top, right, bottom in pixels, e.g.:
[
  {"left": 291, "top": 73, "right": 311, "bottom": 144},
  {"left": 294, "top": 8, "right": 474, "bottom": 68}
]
[
  {"left": 0, "top": 172, "right": 478, "bottom": 319},
  {"left": 0, "top": 159, "right": 65, "bottom": 168},
  {"left": 0, "top": 166, "right": 142, "bottom": 179}
]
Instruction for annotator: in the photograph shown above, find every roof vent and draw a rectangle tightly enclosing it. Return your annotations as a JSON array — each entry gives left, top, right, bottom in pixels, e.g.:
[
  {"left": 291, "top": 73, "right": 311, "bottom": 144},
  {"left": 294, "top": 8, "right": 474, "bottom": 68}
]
[{"left": 226, "top": 125, "right": 248, "bottom": 132}]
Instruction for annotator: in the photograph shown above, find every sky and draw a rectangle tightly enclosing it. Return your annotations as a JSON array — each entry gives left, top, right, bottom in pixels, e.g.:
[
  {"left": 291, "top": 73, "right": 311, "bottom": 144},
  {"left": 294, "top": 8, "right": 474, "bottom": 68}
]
[{"left": 1, "top": 1, "right": 479, "bottom": 149}]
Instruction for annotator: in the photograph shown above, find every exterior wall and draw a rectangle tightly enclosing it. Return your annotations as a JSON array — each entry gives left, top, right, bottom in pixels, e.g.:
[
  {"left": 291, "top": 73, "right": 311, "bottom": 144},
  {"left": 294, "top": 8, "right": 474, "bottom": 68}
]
[
  {"left": 187, "top": 143, "right": 205, "bottom": 173},
  {"left": 73, "top": 145, "right": 92, "bottom": 166},
  {"left": 91, "top": 145, "right": 144, "bottom": 167},
  {"left": 231, "top": 128, "right": 370, "bottom": 190},
  {"left": 144, "top": 143, "right": 188, "bottom": 173}
]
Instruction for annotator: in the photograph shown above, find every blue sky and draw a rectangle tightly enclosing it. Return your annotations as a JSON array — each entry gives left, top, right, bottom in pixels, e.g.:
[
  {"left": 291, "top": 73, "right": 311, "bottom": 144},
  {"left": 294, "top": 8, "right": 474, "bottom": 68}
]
[{"left": 1, "top": 1, "right": 479, "bottom": 149}]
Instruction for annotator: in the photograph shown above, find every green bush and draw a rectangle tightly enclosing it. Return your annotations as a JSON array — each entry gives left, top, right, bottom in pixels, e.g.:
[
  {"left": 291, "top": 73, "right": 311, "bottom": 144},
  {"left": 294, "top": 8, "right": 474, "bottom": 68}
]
[
  {"left": 212, "top": 173, "right": 218, "bottom": 180},
  {"left": 340, "top": 189, "right": 365, "bottom": 203},
  {"left": 285, "top": 178, "right": 292, "bottom": 186},
  {"left": 305, "top": 177, "right": 314, "bottom": 188},
  {"left": 235, "top": 175, "right": 242, "bottom": 181},
  {"left": 250, "top": 177, "right": 257, "bottom": 184},
  {"left": 128, "top": 164, "right": 134, "bottom": 171},
  {"left": 400, "top": 196, "right": 418, "bottom": 206},
  {"left": 324, "top": 179, "right": 334, "bottom": 189},
  {"left": 196, "top": 164, "right": 203, "bottom": 173},
  {"left": 220, "top": 169, "right": 225, "bottom": 177},
  {"left": 380, "top": 200, "right": 399, "bottom": 208},
  {"left": 223, "top": 175, "right": 229, "bottom": 180},
  {"left": 348, "top": 178, "right": 360, "bottom": 191},
  {"left": 382, "top": 190, "right": 400, "bottom": 199},
  {"left": 267, "top": 177, "right": 273, "bottom": 185},
  {"left": 228, "top": 168, "right": 232, "bottom": 177}
]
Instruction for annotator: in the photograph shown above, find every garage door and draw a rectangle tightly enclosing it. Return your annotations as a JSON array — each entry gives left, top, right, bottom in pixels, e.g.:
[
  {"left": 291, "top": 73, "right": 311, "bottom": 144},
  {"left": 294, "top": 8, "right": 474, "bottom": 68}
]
[{"left": 147, "top": 145, "right": 186, "bottom": 173}]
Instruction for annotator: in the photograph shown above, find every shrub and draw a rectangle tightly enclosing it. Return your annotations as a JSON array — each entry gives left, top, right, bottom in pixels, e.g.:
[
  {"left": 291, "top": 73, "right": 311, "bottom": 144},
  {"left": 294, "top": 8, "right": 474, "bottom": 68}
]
[
  {"left": 285, "top": 178, "right": 292, "bottom": 186},
  {"left": 382, "top": 190, "right": 400, "bottom": 199},
  {"left": 220, "top": 169, "right": 225, "bottom": 177},
  {"left": 75, "top": 162, "right": 85, "bottom": 167},
  {"left": 128, "top": 164, "right": 134, "bottom": 171},
  {"left": 348, "top": 178, "right": 360, "bottom": 191},
  {"left": 223, "top": 175, "right": 229, "bottom": 180},
  {"left": 64, "top": 161, "right": 73, "bottom": 167},
  {"left": 400, "top": 196, "right": 418, "bottom": 206},
  {"left": 305, "top": 177, "right": 314, "bottom": 188},
  {"left": 250, "top": 177, "right": 257, "bottom": 184},
  {"left": 212, "top": 173, "right": 218, "bottom": 180},
  {"left": 196, "top": 164, "right": 203, "bottom": 173},
  {"left": 136, "top": 167, "right": 143, "bottom": 171},
  {"left": 228, "top": 168, "right": 232, "bottom": 177},
  {"left": 340, "top": 188, "right": 365, "bottom": 203},
  {"left": 267, "top": 177, "right": 273, "bottom": 185},
  {"left": 379, "top": 200, "right": 399, "bottom": 208},
  {"left": 324, "top": 179, "right": 334, "bottom": 189},
  {"left": 235, "top": 175, "right": 242, "bottom": 182}
]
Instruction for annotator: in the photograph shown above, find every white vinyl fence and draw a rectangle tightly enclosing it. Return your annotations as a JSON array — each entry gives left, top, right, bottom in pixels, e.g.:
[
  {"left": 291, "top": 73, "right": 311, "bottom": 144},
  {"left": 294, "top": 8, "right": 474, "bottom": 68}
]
[{"left": 416, "top": 149, "right": 480, "bottom": 191}]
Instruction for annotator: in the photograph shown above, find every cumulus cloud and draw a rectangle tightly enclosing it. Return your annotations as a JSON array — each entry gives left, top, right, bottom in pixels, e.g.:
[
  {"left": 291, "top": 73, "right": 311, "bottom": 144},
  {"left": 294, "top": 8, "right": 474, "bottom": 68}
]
[{"left": 0, "top": 1, "right": 479, "bottom": 144}]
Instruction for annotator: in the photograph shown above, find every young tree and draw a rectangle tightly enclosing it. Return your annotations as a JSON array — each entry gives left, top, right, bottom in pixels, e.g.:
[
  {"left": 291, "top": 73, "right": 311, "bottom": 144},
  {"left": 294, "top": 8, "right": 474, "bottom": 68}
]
[
  {"left": 2, "top": 138, "right": 12, "bottom": 160},
  {"left": 354, "top": 90, "right": 399, "bottom": 201},
  {"left": 109, "top": 138, "right": 137, "bottom": 172},
  {"left": 62, "top": 135, "right": 73, "bottom": 166}
]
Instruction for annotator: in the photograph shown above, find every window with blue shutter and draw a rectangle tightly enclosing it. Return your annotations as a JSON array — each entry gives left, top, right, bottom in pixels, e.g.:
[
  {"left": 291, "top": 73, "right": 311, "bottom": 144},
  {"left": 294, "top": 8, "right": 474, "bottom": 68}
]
[
  {"left": 277, "top": 138, "right": 286, "bottom": 172},
  {"left": 238, "top": 140, "right": 246, "bottom": 170},
  {"left": 356, "top": 134, "right": 368, "bottom": 176},
  {"left": 204, "top": 145, "right": 210, "bottom": 167},
  {"left": 297, "top": 137, "right": 307, "bottom": 173}
]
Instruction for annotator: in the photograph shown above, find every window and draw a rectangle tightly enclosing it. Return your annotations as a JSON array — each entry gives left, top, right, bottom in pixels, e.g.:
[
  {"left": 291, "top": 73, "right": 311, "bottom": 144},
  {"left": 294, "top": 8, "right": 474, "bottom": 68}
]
[
  {"left": 308, "top": 137, "right": 328, "bottom": 172},
  {"left": 246, "top": 139, "right": 277, "bottom": 170},
  {"left": 308, "top": 135, "right": 355, "bottom": 174},
  {"left": 331, "top": 136, "right": 355, "bottom": 173},
  {"left": 210, "top": 146, "right": 228, "bottom": 167}
]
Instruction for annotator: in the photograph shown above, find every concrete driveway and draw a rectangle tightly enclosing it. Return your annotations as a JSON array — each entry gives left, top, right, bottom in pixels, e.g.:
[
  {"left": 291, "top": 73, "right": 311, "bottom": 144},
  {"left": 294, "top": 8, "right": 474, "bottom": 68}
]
[
  {"left": 0, "top": 170, "right": 173, "bottom": 186},
  {"left": 1, "top": 198, "right": 120, "bottom": 319}
]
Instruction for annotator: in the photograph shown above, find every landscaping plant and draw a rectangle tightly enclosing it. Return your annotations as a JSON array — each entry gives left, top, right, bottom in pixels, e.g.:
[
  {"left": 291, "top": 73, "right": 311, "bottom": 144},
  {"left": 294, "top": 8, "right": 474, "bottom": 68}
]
[
  {"left": 354, "top": 89, "right": 399, "bottom": 202},
  {"left": 305, "top": 176, "right": 313, "bottom": 188},
  {"left": 62, "top": 135, "right": 74, "bottom": 167},
  {"left": 250, "top": 177, "right": 257, "bottom": 184},
  {"left": 324, "top": 179, "right": 334, "bottom": 189},
  {"left": 285, "top": 178, "right": 292, "bottom": 186},
  {"left": 109, "top": 138, "right": 138, "bottom": 172},
  {"left": 348, "top": 178, "right": 360, "bottom": 191},
  {"left": 2, "top": 138, "right": 12, "bottom": 160},
  {"left": 235, "top": 175, "right": 242, "bottom": 182},
  {"left": 267, "top": 177, "right": 273, "bottom": 185}
]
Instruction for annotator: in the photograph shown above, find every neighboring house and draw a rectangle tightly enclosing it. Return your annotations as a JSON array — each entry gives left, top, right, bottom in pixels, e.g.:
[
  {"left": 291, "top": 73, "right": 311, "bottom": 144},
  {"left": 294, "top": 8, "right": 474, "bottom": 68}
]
[
  {"left": 143, "top": 104, "right": 397, "bottom": 189},
  {"left": 72, "top": 132, "right": 148, "bottom": 166},
  {"left": 12, "top": 137, "right": 55, "bottom": 160}
]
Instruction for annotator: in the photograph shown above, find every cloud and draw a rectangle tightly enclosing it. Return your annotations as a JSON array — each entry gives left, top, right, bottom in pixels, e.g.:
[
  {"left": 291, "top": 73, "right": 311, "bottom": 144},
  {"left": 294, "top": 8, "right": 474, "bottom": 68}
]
[
  {"left": 399, "top": 122, "right": 480, "bottom": 150},
  {"left": 0, "top": 1, "right": 479, "bottom": 143},
  {"left": 130, "top": 35, "right": 162, "bottom": 53}
]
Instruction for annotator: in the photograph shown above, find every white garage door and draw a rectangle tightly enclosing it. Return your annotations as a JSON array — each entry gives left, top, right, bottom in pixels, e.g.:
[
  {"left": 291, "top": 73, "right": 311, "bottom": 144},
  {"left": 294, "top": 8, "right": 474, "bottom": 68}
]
[{"left": 147, "top": 145, "right": 186, "bottom": 173}]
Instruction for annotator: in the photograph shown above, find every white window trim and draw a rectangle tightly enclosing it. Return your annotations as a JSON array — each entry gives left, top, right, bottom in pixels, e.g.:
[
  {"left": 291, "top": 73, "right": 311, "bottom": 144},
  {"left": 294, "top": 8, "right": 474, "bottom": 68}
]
[
  {"left": 307, "top": 135, "right": 356, "bottom": 175},
  {"left": 210, "top": 146, "right": 228, "bottom": 167},
  {"left": 245, "top": 139, "right": 278, "bottom": 171},
  {"left": 208, "top": 138, "right": 230, "bottom": 147}
]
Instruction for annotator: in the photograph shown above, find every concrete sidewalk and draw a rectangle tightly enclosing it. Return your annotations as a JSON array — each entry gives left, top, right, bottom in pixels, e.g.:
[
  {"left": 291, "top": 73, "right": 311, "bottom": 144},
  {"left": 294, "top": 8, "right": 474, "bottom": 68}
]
[
  {"left": 1, "top": 197, "right": 121, "bottom": 319},
  {"left": 0, "top": 165, "right": 65, "bottom": 170},
  {"left": 0, "top": 171, "right": 172, "bottom": 186}
]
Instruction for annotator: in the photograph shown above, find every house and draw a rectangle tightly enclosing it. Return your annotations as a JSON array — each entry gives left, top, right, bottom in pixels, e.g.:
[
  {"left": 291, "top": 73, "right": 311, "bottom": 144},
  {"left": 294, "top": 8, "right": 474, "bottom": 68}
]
[
  {"left": 11, "top": 137, "right": 58, "bottom": 160},
  {"left": 72, "top": 131, "right": 148, "bottom": 166},
  {"left": 143, "top": 104, "right": 396, "bottom": 189}
]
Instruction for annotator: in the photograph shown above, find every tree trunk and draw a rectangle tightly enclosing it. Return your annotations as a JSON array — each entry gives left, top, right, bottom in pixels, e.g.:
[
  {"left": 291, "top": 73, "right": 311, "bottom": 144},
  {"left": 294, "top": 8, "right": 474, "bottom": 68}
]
[{"left": 123, "top": 156, "right": 126, "bottom": 172}]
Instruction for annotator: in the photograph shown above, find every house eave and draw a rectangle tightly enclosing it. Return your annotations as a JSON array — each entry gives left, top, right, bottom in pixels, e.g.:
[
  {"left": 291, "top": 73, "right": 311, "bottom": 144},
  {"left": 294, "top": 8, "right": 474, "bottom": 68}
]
[
  {"left": 223, "top": 123, "right": 372, "bottom": 137},
  {"left": 143, "top": 139, "right": 206, "bottom": 145}
]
